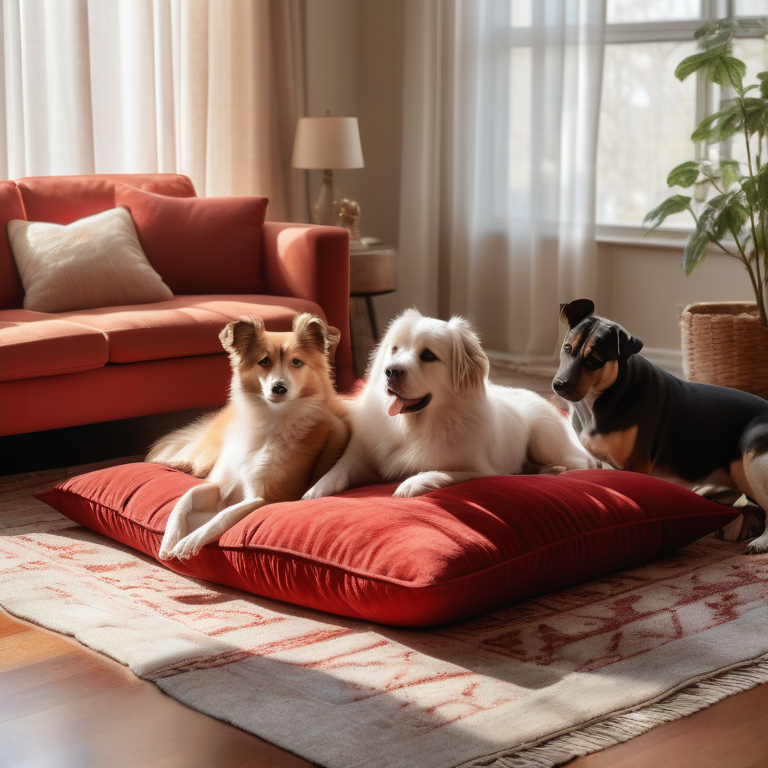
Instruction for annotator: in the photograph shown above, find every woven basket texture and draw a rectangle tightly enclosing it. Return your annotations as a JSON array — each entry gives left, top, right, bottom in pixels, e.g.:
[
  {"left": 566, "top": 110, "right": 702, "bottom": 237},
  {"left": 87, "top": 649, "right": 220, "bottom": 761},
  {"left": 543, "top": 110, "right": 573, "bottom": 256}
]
[{"left": 681, "top": 302, "right": 768, "bottom": 399}]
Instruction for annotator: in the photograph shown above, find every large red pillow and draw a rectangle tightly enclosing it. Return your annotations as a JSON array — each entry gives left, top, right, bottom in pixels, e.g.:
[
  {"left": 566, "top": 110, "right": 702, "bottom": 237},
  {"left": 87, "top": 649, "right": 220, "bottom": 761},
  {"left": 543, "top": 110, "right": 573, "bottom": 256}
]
[
  {"left": 114, "top": 185, "right": 267, "bottom": 294},
  {"left": 34, "top": 464, "right": 738, "bottom": 627}
]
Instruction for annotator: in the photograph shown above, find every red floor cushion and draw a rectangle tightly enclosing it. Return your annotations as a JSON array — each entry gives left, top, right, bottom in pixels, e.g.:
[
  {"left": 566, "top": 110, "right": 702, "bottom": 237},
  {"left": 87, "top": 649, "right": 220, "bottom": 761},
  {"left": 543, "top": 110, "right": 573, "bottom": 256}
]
[{"left": 34, "top": 463, "right": 739, "bottom": 627}]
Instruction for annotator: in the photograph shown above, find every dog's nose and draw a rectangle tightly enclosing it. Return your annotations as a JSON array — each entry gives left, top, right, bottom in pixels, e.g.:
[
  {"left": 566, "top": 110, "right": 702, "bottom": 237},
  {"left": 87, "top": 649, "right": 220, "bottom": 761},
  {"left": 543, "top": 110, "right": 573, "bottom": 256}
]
[
  {"left": 552, "top": 378, "right": 565, "bottom": 393},
  {"left": 386, "top": 366, "right": 405, "bottom": 380},
  {"left": 272, "top": 383, "right": 288, "bottom": 396}
]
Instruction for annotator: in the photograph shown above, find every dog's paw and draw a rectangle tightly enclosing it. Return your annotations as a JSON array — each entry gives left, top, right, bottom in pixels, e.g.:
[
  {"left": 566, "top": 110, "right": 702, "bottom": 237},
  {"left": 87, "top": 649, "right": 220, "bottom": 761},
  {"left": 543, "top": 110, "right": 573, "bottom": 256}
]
[
  {"left": 394, "top": 472, "right": 447, "bottom": 498},
  {"left": 169, "top": 531, "right": 209, "bottom": 560},
  {"left": 746, "top": 533, "right": 768, "bottom": 555},
  {"left": 303, "top": 473, "right": 348, "bottom": 500}
]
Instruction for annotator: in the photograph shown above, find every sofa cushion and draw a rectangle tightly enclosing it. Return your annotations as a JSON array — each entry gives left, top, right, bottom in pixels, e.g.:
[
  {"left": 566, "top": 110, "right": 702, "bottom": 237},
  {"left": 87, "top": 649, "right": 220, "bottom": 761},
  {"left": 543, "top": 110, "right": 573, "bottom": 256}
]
[
  {"left": 58, "top": 295, "right": 327, "bottom": 364},
  {"left": 15, "top": 174, "right": 197, "bottom": 225},
  {"left": 34, "top": 463, "right": 739, "bottom": 627},
  {"left": 7, "top": 207, "right": 175, "bottom": 313},
  {"left": 0, "top": 181, "right": 26, "bottom": 310},
  {"left": 115, "top": 185, "right": 267, "bottom": 295},
  {"left": 0, "top": 310, "right": 108, "bottom": 382}
]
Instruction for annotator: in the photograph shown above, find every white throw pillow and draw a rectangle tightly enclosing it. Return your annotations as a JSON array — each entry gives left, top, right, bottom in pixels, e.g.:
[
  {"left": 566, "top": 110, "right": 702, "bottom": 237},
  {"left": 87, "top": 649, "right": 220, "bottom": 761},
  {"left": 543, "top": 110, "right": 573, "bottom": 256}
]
[{"left": 7, "top": 206, "right": 174, "bottom": 313}]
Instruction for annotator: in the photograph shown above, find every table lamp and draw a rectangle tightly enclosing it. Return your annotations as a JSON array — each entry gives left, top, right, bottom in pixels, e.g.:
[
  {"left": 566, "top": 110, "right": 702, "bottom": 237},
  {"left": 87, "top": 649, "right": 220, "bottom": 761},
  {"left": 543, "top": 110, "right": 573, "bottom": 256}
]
[{"left": 292, "top": 112, "right": 364, "bottom": 227}]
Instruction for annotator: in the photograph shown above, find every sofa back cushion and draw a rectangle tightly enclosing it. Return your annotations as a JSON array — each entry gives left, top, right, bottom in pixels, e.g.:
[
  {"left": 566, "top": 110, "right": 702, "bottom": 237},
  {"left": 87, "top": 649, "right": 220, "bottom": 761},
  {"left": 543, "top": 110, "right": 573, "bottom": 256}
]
[
  {"left": 0, "top": 181, "right": 26, "bottom": 309},
  {"left": 15, "top": 174, "right": 197, "bottom": 225},
  {"left": 115, "top": 184, "right": 267, "bottom": 294}
]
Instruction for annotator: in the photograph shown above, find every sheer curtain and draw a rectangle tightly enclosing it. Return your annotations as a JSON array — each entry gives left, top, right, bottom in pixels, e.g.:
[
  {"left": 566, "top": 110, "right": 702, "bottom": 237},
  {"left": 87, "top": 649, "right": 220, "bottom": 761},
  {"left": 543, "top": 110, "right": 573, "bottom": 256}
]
[
  {"left": 398, "top": 0, "right": 606, "bottom": 364},
  {"left": 0, "top": 0, "right": 307, "bottom": 221}
]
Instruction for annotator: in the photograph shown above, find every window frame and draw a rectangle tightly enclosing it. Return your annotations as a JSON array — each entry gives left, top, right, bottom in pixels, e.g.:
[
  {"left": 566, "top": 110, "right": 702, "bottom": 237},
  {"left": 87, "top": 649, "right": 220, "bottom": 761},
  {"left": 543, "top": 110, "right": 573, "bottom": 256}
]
[{"left": 596, "top": 0, "right": 768, "bottom": 243}]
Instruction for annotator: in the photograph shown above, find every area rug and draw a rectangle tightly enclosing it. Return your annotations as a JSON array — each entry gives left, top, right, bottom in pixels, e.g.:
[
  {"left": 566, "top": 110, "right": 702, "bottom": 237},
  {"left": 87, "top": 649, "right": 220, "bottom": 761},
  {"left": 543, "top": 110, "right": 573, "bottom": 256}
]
[{"left": 1, "top": 461, "right": 767, "bottom": 768}]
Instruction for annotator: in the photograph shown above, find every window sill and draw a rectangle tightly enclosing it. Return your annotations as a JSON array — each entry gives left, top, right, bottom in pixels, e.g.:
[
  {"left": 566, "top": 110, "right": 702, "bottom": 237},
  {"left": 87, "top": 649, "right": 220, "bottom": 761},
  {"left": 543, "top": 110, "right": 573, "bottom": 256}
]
[{"left": 596, "top": 225, "right": 689, "bottom": 249}]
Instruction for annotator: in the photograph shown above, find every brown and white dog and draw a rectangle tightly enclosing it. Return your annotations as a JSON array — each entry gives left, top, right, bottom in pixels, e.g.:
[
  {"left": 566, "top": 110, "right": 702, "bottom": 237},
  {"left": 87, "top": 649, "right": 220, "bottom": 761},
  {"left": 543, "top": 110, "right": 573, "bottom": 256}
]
[
  {"left": 303, "top": 308, "right": 596, "bottom": 500},
  {"left": 147, "top": 313, "right": 351, "bottom": 560},
  {"left": 552, "top": 299, "right": 768, "bottom": 553}
]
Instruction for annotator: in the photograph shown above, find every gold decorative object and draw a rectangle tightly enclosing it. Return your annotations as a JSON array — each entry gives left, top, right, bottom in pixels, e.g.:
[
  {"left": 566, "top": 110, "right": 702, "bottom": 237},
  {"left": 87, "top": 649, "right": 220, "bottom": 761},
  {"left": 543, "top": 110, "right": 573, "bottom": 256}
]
[{"left": 336, "top": 198, "right": 362, "bottom": 244}]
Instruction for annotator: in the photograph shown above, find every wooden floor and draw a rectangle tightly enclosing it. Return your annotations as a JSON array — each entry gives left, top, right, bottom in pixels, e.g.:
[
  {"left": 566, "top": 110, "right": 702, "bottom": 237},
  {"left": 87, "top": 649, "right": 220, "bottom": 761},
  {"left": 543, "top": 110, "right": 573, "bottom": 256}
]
[
  {"left": 2, "top": 606, "right": 767, "bottom": 767},
  {"left": 2, "top": 364, "right": 768, "bottom": 767}
]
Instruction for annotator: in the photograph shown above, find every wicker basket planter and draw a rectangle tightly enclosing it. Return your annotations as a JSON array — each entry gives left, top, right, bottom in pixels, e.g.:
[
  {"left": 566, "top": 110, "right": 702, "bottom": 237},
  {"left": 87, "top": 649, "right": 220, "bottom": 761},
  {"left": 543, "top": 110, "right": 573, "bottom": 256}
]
[{"left": 681, "top": 302, "right": 768, "bottom": 399}]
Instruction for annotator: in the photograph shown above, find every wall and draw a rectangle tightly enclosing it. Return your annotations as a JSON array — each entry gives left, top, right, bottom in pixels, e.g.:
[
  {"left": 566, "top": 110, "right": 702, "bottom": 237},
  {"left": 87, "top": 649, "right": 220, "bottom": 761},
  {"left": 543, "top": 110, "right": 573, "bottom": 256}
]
[
  {"left": 305, "top": 4, "right": 755, "bottom": 370},
  {"left": 596, "top": 241, "right": 755, "bottom": 375}
]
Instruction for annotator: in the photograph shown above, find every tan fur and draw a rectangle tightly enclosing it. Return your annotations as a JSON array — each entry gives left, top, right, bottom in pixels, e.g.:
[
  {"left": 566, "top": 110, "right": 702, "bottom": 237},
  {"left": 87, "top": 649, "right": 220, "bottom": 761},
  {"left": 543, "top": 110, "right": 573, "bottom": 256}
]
[
  {"left": 148, "top": 313, "right": 351, "bottom": 560},
  {"left": 582, "top": 425, "right": 645, "bottom": 471}
]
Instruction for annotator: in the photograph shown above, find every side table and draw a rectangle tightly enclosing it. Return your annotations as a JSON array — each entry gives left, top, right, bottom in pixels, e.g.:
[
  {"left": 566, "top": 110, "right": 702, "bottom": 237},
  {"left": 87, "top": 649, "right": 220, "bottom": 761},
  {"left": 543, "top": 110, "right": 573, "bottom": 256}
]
[{"left": 349, "top": 243, "right": 398, "bottom": 378}]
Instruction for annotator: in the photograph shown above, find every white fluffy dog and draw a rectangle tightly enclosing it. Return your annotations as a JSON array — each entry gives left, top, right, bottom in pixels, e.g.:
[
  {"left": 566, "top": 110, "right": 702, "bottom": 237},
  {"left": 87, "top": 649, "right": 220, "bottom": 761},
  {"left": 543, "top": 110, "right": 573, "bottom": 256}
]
[{"left": 304, "top": 309, "right": 596, "bottom": 499}]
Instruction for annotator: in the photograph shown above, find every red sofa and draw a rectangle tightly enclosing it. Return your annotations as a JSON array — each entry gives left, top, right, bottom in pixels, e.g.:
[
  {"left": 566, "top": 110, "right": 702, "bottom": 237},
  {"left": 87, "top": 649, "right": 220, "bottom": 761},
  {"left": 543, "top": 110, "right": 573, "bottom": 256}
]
[{"left": 0, "top": 173, "right": 354, "bottom": 437}]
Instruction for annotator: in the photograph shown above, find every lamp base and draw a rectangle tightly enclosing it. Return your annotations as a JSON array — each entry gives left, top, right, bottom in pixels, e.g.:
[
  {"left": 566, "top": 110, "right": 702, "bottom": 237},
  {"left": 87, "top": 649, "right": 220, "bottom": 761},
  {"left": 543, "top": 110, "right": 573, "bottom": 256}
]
[{"left": 313, "top": 169, "right": 338, "bottom": 226}]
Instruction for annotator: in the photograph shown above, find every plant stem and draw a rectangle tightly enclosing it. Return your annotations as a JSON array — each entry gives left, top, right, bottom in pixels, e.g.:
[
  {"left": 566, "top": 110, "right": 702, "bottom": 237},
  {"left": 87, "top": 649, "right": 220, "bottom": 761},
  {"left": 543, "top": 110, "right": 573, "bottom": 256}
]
[{"left": 740, "top": 102, "right": 768, "bottom": 326}]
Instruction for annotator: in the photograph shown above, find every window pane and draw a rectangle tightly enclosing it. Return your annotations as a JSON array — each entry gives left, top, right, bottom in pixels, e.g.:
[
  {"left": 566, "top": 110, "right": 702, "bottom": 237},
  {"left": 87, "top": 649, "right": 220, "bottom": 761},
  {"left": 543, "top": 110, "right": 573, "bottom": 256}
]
[
  {"left": 735, "top": 0, "right": 768, "bottom": 16},
  {"left": 728, "top": 39, "right": 768, "bottom": 173},
  {"left": 596, "top": 42, "right": 698, "bottom": 228},
  {"left": 510, "top": 0, "right": 532, "bottom": 27},
  {"left": 607, "top": 0, "right": 701, "bottom": 24}
]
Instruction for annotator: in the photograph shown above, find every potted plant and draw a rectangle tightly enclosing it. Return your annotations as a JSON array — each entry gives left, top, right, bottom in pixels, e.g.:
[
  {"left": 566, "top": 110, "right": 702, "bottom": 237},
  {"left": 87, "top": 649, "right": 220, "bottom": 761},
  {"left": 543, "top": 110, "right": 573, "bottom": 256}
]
[{"left": 644, "top": 18, "right": 768, "bottom": 397}]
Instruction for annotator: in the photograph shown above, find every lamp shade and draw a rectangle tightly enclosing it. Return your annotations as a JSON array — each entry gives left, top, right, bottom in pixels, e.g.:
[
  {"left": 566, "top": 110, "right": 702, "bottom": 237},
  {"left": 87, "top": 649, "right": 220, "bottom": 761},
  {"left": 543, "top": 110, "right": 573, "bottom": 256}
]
[{"left": 292, "top": 116, "right": 364, "bottom": 170}]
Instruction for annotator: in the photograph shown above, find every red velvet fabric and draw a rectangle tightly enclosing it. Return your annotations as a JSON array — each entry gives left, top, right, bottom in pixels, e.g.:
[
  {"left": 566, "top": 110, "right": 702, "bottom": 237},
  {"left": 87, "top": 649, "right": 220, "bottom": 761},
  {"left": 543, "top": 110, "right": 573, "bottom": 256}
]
[
  {"left": 115, "top": 185, "right": 267, "bottom": 295},
  {"left": 262, "top": 222, "right": 354, "bottom": 391},
  {"left": 35, "top": 464, "right": 739, "bottom": 627},
  {"left": 0, "top": 180, "right": 27, "bottom": 309},
  {"left": 58, "top": 294, "right": 325, "bottom": 364},
  {"left": 0, "top": 355, "right": 231, "bottom": 435},
  {"left": 0, "top": 311, "right": 108, "bottom": 382},
  {"left": 15, "top": 173, "right": 196, "bottom": 225}
]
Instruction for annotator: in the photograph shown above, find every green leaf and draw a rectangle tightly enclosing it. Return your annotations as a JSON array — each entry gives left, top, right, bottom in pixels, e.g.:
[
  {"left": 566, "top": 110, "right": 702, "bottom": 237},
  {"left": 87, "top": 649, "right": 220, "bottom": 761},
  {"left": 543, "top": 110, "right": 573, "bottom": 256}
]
[
  {"left": 666, "top": 161, "right": 700, "bottom": 188},
  {"left": 691, "top": 104, "right": 742, "bottom": 143},
  {"left": 703, "top": 191, "right": 749, "bottom": 241},
  {"left": 675, "top": 48, "right": 746, "bottom": 91},
  {"left": 683, "top": 227, "right": 710, "bottom": 275},
  {"left": 643, "top": 194, "right": 694, "bottom": 231},
  {"left": 742, "top": 97, "right": 768, "bottom": 136},
  {"left": 758, "top": 71, "right": 768, "bottom": 99},
  {"left": 721, "top": 158, "right": 741, "bottom": 188}
]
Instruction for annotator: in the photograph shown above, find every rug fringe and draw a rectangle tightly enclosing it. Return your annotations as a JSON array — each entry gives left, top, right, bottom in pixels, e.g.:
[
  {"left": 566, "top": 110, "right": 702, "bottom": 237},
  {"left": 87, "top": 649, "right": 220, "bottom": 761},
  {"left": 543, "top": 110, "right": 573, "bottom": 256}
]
[{"left": 458, "top": 657, "right": 768, "bottom": 768}]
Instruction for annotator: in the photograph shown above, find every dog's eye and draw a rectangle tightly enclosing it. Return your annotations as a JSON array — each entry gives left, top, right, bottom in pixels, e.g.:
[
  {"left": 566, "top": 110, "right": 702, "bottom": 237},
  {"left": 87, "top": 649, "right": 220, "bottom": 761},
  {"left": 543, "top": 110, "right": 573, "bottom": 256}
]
[
  {"left": 258, "top": 357, "right": 270, "bottom": 367},
  {"left": 391, "top": 346, "right": 398, "bottom": 354},
  {"left": 563, "top": 343, "right": 573, "bottom": 354},
  {"left": 584, "top": 355, "right": 604, "bottom": 370},
  {"left": 420, "top": 349, "right": 438, "bottom": 362},
  {"left": 291, "top": 358, "right": 304, "bottom": 367}
]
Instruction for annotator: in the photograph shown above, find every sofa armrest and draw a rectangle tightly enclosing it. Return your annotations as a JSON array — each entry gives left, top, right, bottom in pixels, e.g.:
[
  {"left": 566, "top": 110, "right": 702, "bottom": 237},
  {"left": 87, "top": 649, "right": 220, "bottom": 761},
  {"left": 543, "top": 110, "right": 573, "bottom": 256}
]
[{"left": 262, "top": 222, "right": 354, "bottom": 391}]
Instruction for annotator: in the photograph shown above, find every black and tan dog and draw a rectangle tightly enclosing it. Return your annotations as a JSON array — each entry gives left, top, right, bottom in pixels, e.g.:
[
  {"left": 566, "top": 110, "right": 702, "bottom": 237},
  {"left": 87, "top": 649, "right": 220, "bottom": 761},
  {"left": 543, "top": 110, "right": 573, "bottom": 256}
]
[{"left": 552, "top": 299, "right": 768, "bottom": 554}]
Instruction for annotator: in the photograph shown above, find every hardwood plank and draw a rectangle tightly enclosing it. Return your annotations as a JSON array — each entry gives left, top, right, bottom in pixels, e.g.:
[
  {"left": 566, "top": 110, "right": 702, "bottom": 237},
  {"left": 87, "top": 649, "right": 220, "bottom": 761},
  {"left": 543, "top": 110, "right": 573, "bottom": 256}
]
[
  {"left": 568, "top": 681, "right": 768, "bottom": 767},
  {"left": 0, "top": 610, "right": 317, "bottom": 767}
]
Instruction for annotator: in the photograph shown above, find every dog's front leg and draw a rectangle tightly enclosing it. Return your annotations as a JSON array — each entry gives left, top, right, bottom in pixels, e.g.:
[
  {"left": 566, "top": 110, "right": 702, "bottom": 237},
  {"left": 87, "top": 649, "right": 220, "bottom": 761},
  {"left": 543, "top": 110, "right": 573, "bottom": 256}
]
[
  {"left": 303, "top": 442, "right": 373, "bottom": 499},
  {"left": 169, "top": 497, "right": 268, "bottom": 560},
  {"left": 394, "top": 470, "right": 484, "bottom": 498},
  {"left": 159, "top": 482, "right": 221, "bottom": 560}
]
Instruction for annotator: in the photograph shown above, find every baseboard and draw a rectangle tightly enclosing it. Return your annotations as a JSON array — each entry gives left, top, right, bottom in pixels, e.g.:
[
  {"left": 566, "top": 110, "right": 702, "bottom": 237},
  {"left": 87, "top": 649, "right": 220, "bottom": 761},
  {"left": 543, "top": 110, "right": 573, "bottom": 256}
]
[
  {"left": 487, "top": 347, "right": 685, "bottom": 380},
  {"left": 485, "top": 350, "right": 560, "bottom": 377}
]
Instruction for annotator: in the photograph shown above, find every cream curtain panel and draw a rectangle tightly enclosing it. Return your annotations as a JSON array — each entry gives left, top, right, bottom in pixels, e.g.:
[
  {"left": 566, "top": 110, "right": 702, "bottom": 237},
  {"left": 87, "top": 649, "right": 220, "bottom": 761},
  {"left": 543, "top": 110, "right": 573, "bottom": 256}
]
[
  {"left": 0, "top": 0, "right": 306, "bottom": 221},
  {"left": 399, "top": 0, "right": 606, "bottom": 364}
]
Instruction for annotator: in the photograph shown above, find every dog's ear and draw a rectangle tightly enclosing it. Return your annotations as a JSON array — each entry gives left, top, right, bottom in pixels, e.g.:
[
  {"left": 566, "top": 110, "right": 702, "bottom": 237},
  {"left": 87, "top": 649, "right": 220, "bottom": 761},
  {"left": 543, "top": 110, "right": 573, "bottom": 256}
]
[
  {"left": 448, "top": 316, "right": 489, "bottom": 397},
  {"left": 560, "top": 299, "right": 595, "bottom": 328},
  {"left": 219, "top": 315, "right": 265, "bottom": 356},
  {"left": 616, "top": 325, "right": 644, "bottom": 361},
  {"left": 293, "top": 313, "right": 339, "bottom": 360}
]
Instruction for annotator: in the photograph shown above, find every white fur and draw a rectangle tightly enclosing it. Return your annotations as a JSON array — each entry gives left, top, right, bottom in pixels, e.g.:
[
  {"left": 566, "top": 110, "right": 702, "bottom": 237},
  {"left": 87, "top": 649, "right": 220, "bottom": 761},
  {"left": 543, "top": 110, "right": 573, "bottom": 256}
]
[{"left": 304, "top": 309, "right": 596, "bottom": 499}]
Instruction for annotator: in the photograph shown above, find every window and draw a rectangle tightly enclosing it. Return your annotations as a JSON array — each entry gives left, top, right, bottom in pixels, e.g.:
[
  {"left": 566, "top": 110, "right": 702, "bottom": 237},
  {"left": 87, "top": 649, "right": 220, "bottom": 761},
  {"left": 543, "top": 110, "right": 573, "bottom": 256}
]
[{"left": 596, "top": 0, "right": 768, "bottom": 234}]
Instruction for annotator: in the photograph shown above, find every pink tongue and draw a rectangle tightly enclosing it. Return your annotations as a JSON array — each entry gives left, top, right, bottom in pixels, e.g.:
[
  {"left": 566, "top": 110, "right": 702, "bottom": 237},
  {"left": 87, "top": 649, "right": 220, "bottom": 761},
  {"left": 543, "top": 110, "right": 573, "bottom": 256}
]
[{"left": 388, "top": 394, "right": 421, "bottom": 416}]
